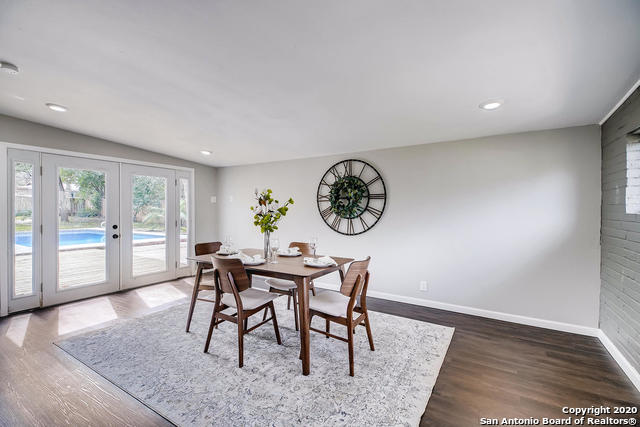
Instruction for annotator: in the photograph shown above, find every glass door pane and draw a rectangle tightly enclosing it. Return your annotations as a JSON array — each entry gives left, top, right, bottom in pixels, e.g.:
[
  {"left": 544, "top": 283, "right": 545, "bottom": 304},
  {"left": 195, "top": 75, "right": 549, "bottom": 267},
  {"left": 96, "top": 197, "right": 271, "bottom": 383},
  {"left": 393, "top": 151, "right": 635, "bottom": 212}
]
[
  {"left": 56, "top": 167, "right": 107, "bottom": 288},
  {"left": 13, "top": 161, "right": 35, "bottom": 297},
  {"left": 8, "top": 149, "right": 41, "bottom": 313},
  {"left": 178, "top": 177, "right": 189, "bottom": 267},
  {"left": 131, "top": 174, "right": 167, "bottom": 277}
]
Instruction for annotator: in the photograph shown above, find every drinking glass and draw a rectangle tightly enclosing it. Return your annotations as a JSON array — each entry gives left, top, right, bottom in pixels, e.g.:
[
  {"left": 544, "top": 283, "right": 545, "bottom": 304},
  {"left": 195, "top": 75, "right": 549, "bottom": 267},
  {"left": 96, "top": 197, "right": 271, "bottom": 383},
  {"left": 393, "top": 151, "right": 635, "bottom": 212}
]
[
  {"left": 309, "top": 236, "right": 318, "bottom": 259},
  {"left": 270, "top": 237, "right": 280, "bottom": 264}
]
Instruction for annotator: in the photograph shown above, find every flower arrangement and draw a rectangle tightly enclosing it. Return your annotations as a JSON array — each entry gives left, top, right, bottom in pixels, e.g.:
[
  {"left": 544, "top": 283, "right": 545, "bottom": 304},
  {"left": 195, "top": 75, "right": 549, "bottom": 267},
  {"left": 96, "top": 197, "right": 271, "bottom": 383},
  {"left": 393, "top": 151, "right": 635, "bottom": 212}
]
[{"left": 250, "top": 188, "right": 294, "bottom": 233}]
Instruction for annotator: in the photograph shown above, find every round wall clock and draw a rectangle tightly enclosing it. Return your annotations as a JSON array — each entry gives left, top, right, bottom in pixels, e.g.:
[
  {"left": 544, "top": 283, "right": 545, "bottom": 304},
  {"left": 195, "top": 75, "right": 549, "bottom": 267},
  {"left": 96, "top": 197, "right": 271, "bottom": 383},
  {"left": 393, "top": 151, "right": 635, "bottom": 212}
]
[{"left": 316, "top": 159, "right": 386, "bottom": 235}]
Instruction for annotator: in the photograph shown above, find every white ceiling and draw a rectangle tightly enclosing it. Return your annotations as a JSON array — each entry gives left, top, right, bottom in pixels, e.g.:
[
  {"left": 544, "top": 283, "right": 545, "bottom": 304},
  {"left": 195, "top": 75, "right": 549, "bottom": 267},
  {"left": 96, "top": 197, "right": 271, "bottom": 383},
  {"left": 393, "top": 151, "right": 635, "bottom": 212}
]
[{"left": 0, "top": 0, "right": 639, "bottom": 167}]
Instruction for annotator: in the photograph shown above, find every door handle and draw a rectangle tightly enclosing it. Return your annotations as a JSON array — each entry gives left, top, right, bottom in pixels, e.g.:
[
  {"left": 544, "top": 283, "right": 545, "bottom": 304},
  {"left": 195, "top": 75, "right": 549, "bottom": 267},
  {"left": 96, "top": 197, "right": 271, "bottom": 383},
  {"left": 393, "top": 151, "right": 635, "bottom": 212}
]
[{"left": 112, "top": 234, "right": 120, "bottom": 239}]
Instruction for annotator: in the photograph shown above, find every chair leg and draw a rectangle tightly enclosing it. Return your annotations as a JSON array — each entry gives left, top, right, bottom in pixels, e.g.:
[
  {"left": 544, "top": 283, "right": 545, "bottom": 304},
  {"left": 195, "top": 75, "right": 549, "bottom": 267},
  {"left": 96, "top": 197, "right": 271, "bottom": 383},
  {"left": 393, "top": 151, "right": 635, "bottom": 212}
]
[
  {"left": 244, "top": 318, "right": 248, "bottom": 332},
  {"left": 269, "top": 302, "right": 282, "bottom": 345},
  {"left": 287, "top": 294, "right": 291, "bottom": 310},
  {"left": 263, "top": 287, "right": 273, "bottom": 322},
  {"left": 292, "top": 289, "right": 299, "bottom": 331},
  {"left": 347, "top": 322, "right": 355, "bottom": 377},
  {"left": 185, "top": 282, "right": 200, "bottom": 333},
  {"left": 204, "top": 305, "right": 218, "bottom": 353},
  {"left": 364, "top": 311, "right": 375, "bottom": 351},
  {"left": 325, "top": 319, "right": 330, "bottom": 338},
  {"left": 237, "top": 315, "right": 244, "bottom": 368},
  {"left": 310, "top": 284, "right": 316, "bottom": 296}
]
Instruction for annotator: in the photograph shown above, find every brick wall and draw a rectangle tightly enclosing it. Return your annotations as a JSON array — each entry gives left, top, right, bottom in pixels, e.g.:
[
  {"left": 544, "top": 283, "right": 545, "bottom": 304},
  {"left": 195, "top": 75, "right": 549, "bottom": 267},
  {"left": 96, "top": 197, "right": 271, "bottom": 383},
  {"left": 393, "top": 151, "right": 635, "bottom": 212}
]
[{"left": 601, "top": 86, "right": 640, "bottom": 371}]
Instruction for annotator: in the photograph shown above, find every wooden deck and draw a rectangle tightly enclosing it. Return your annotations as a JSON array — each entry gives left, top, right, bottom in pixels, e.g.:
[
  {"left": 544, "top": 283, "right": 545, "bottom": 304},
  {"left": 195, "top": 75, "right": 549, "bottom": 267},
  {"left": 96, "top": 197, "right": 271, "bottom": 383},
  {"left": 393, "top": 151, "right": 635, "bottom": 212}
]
[{"left": 14, "top": 243, "right": 186, "bottom": 296}]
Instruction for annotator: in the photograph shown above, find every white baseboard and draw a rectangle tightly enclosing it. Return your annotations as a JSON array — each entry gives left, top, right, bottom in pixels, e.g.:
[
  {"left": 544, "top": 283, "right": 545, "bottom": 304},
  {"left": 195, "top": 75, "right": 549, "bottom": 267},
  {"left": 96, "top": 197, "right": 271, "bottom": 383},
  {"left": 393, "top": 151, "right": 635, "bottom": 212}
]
[
  {"left": 311, "top": 281, "right": 600, "bottom": 337},
  {"left": 597, "top": 330, "right": 640, "bottom": 392}
]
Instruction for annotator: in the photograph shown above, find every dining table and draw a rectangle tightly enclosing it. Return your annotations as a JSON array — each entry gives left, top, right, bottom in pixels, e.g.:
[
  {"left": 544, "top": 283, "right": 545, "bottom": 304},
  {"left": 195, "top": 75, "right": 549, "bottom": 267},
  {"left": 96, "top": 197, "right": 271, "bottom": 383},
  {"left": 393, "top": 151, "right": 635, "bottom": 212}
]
[{"left": 187, "top": 248, "right": 354, "bottom": 375}]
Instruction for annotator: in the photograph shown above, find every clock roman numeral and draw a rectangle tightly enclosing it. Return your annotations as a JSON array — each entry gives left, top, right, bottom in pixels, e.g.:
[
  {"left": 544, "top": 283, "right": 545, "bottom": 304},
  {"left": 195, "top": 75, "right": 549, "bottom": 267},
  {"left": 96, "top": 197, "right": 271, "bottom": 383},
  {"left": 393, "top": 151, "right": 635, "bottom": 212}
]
[
  {"left": 320, "top": 206, "right": 332, "bottom": 220},
  {"left": 331, "top": 215, "right": 341, "bottom": 230},
  {"left": 317, "top": 194, "right": 330, "bottom": 202},
  {"left": 347, "top": 219, "right": 354, "bottom": 235},
  {"left": 368, "top": 193, "right": 385, "bottom": 199},
  {"left": 358, "top": 163, "right": 366, "bottom": 178},
  {"left": 342, "top": 160, "right": 352, "bottom": 176},
  {"left": 320, "top": 179, "right": 331, "bottom": 187},
  {"left": 329, "top": 167, "right": 341, "bottom": 180},
  {"left": 359, "top": 216, "right": 369, "bottom": 230},
  {"left": 366, "top": 176, "right": 380, "bottom": 186},
  {"left": 366, "top": 206, "right": 382, "bottom": 218}
]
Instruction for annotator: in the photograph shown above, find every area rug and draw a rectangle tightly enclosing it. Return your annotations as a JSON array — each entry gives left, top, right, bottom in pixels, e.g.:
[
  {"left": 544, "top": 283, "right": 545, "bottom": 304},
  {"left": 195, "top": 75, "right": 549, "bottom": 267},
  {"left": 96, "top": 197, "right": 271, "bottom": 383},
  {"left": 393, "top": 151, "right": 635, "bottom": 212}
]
[{"left": 55, "top": 293, "right": 454, "bottom": 426}]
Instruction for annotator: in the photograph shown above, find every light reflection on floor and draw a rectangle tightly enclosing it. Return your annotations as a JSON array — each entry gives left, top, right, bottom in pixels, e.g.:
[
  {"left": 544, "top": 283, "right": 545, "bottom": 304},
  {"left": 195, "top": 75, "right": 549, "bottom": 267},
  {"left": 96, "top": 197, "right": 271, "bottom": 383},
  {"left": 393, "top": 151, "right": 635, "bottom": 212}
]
[
  {"left": 58, "top": 297, "right": 118, "bottom": 336},
  {"left": 135, "top": 283, "right": 187, "bottom": 308},
  {"left": 5, "top": 313, "right": 32, "bottom": 347}
]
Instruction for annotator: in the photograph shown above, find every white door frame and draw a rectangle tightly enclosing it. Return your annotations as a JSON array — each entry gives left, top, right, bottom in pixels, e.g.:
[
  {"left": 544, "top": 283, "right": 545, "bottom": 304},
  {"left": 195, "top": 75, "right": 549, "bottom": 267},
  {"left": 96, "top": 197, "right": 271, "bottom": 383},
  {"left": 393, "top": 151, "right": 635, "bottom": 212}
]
[
  {"left": 0, "top": 145, "right": 6, "bottom": 317},
  {"left": 176, "top": 170, "right": 194, "bottom": 277},
  {"left": 121, "top": 164, "right": 177, "bottom": 289},
  {"left": 6, "top": 149, "right": 42, "bottom": 313},
  {"left": 41, "top": 154, "right": 121, "bottom": 306}
]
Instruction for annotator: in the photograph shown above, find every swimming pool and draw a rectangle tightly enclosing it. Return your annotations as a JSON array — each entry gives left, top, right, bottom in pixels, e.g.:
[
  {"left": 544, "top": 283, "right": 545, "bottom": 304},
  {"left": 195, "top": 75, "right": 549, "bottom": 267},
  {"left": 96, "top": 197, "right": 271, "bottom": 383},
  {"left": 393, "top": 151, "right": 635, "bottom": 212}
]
[{"left": 15, "top": 229, "right": 164, "bottom": 247}]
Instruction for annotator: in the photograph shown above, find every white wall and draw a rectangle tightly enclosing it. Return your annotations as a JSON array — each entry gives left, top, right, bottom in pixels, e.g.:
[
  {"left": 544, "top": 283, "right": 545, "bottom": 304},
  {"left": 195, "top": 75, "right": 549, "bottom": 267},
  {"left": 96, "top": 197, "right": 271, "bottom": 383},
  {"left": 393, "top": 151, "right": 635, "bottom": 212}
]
[
  {"left": 0, "top": 114, "right": 218, "bottom": 241},
  {"left": 217, "top": 125, "right": 602, "bottom": 327}
]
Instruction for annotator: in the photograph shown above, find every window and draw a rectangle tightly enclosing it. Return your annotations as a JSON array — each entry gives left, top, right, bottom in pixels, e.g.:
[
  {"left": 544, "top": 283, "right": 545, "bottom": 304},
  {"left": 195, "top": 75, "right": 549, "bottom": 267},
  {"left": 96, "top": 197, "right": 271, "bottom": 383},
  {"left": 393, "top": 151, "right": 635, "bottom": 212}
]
[{"left": 626, "top": 128, "right": 640, "bottom": 214}]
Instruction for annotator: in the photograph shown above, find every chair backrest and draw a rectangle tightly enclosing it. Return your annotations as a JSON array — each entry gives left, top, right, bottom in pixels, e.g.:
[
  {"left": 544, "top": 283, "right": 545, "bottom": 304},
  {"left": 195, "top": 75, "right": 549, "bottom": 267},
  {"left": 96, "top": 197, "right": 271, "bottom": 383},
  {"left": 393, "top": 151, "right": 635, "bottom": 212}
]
[
  {"left": 195, "top": 241, "right": 222, "bottom": 256},
  {"left": 211, "top": 256, "right": 250, "bottom": 295},
  {"left": 289, "top": 241, "right": 312, "bottom": 255},
  {"left": 340, "top": 257, "right": 371, "bottom": 298}
]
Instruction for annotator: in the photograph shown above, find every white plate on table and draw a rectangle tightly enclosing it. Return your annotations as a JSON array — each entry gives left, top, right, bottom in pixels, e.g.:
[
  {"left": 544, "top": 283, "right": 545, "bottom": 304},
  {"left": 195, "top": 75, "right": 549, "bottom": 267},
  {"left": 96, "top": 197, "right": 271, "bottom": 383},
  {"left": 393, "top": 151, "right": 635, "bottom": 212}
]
[
  {"left": 277, "top": 250, "right": 302, "bottom": 257},
  {"left": 216, "top": 249, "right": 239, "bottom": 256},
  {"left": 242, "top": 258, "right": 265, "bottom": 266},
  {"left": 303, "top": 257, "right": 334, "bottom": 268}
]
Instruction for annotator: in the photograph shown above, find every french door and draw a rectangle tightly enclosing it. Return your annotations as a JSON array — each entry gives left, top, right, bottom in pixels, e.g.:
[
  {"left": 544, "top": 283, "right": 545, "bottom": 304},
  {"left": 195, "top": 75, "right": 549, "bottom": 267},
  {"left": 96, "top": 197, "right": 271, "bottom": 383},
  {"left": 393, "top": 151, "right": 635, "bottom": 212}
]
[
  {"left": 6, "top": 149, "right": 193, "bottom": 313},
  {"left": 41, "top": 154, "right": 120, "bottom": 306},
  {"left": 121, "top": 164, "right": 177, "bottom": 288}
]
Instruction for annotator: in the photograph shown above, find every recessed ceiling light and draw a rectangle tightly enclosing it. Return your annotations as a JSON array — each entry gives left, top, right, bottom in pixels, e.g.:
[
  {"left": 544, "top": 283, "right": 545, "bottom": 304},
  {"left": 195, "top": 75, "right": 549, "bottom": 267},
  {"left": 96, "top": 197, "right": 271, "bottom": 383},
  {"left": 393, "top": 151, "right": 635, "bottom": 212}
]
[
  {"left": 479, "top": 100, "right": 503, "bottom": 111},
  {"left": 0, "top": 61, "right": 19, "bottom": 75},
  {"left": 46, "top": 103, "right": 68, "bottom": 112},
  {"left": 200, "top": 150, "right": 212, "bottom": 155}
]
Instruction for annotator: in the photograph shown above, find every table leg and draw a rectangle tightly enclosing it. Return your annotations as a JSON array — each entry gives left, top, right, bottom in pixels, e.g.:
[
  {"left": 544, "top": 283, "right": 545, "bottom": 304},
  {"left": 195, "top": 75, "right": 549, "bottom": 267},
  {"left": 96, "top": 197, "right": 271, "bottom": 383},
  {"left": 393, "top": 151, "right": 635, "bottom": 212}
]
[
  {"left": 295, "top": 276, "right": 311, "bottom": 375},
  {"left": 186, "top": 263, "right": 203, "bottom": 332}
]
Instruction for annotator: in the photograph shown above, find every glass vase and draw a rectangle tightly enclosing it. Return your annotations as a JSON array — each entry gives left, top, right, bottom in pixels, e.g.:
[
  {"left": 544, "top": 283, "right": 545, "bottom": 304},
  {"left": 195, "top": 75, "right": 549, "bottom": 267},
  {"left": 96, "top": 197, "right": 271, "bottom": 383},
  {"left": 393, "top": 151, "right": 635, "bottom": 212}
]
[{"left": 263, "top": 230, "right": 271, "bottom": 261}]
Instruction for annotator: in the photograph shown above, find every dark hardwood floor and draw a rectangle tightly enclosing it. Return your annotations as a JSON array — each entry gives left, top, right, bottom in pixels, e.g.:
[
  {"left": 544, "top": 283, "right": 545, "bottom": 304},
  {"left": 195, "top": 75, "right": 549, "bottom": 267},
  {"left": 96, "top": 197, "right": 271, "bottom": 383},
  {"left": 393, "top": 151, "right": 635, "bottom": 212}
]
[{"left": 0, "top": 280, "right": 638, "bottom": 426}]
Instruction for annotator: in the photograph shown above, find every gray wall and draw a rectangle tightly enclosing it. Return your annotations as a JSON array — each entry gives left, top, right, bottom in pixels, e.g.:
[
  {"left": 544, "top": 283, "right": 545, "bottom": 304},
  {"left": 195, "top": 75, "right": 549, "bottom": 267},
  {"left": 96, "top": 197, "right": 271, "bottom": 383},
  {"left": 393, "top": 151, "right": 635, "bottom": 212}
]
[
  {"left": 0, "top": 114, "right": 218, "bottom": 241},
  {"left": 217, "top": 125, "right": 602, "bottom": 327},
  {"left": 601, "top": 87, "right": 640, "bottom": 372}
]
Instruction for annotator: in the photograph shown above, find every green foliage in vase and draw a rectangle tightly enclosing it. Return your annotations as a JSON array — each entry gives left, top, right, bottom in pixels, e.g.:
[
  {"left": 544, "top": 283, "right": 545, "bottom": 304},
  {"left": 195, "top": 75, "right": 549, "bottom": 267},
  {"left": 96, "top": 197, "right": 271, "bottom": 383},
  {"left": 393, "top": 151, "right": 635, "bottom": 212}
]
[
  {"left": 250, "top": 188, "right": 294, "bottom": 233},
  {"left": 329, "top": 176, "right": 368, "bottom": 218}
]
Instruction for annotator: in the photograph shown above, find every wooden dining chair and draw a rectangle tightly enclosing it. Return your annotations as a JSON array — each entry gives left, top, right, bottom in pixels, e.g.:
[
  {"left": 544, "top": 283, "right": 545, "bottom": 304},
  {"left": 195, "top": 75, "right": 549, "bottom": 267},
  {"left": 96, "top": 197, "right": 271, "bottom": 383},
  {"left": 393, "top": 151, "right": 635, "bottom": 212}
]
[
  {"left": 261, "top": 242, "right": 317, "bottom": 331},
  {"left": 185, "top": 241, "right": 222, "bottom": 332},
  {"left": 288, "top": 241, "right": 316, "bottom": 296},
  {"left": 308, "top": 257, "right": 374, "bottom": 376},
  {"left": 205, "top": 257, "right": 282, "bottom": 368}
]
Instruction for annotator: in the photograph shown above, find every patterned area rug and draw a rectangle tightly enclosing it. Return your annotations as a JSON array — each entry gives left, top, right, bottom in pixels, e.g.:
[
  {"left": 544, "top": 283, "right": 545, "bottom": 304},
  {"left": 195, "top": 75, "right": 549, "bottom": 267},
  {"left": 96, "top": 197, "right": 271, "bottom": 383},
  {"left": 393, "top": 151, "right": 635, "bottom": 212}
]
[{"left": 56, "top": 294, "right": 454, "bottom": 426}]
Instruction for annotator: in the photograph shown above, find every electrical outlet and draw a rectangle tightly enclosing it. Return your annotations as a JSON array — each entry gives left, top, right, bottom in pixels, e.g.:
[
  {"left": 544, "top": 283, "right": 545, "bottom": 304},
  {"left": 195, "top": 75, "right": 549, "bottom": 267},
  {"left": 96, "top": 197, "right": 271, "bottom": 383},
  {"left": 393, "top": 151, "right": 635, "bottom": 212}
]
[{"left": 419, "top": 281, "right": 428, "bottom": 292}]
